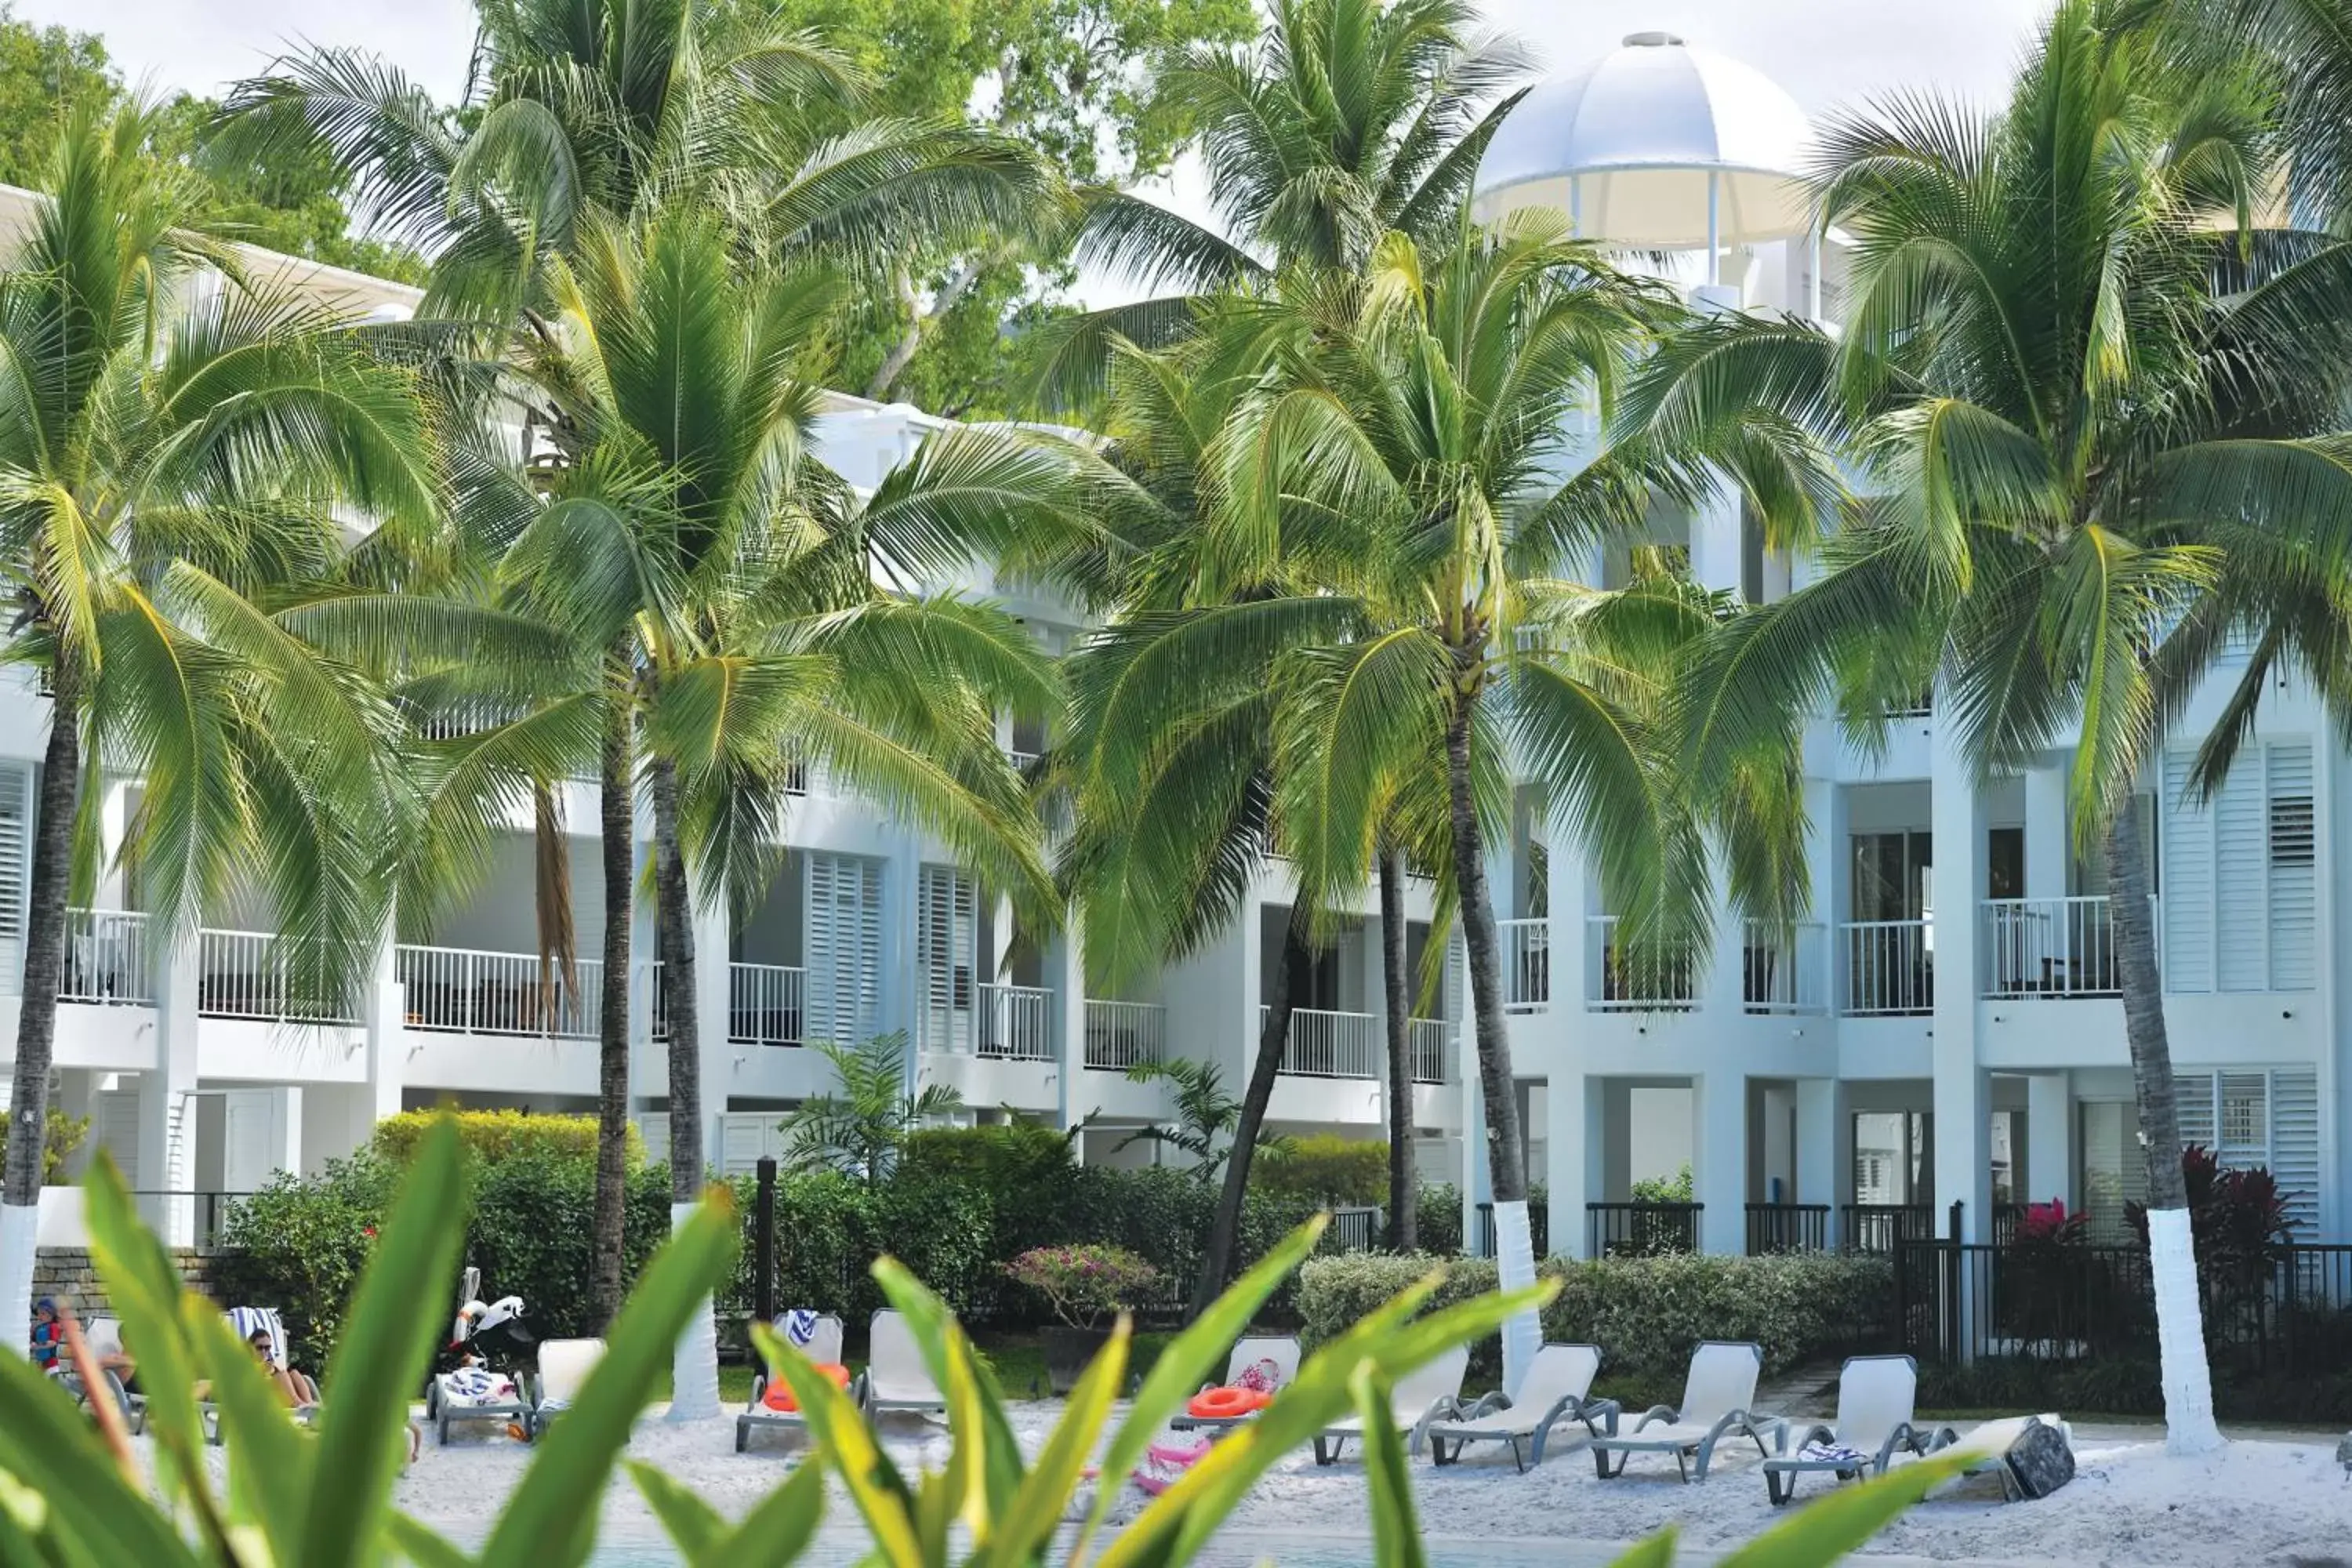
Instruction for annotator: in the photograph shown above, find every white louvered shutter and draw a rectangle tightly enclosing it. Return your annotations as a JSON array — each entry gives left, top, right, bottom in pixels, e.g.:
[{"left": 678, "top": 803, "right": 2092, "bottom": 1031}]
[
  {"left": 2161, "top": 749, "right": 2214, "bottom": 993},
  {"left": 2263, "top": 745, "right": 2315, "bottom": 990},
  {"left": 717, "top": 1113, "right": 777, "bottom": 1177},
  {"left": 2213, "top": 764, "right": 2268, "bottom": 991},
  {"left": 0, "top": 763, "right": 27, "bottom": 991},
  {"left": 849, "top": 858, "right": 880, "bottom": 1041},
  {"left": 634, "top": 1113, "right": 670, "bottom": 1159},
  {"left": 804, "top": 853, "right": 839, "bottom": 1045},
  {"left": 917, "top": 866, "right": 975, "bottom": 1052},
  {"left": 803, "top": 854, "right": 882, "bottom": 1047},
  {"left": 2173, "top": 1071, "right": 2217, "bottom": 1154},
  {"left": 2268, "top": 1069, "right": 2321, "bottom": 1235}
]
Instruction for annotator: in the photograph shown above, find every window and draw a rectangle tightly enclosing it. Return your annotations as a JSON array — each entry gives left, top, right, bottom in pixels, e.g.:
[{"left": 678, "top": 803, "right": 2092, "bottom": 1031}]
[
  {"left": 1851, "top": 831, "right": 1932, "bottom": 922},
  {"left": 2161, "top": 742, "right": 2314, "bottom": 991},
  {"left": 2269, "top": 794, "right": 2314, "bottom": 866},
  {"left": 1987, "top": 828, "right": 2024, "bottom": 900}
]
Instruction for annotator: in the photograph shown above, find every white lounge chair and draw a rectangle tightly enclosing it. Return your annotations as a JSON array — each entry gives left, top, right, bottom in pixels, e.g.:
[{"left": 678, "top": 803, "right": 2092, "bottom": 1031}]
[
  {"left": 526, "top": 1338, "right": 604, "bottom": 1441},
  {"left": 208, "top": 1307, "right": 316, "bottom": 1444},
  {"left": 736, "top": 1312, "right": 845, "bottom": 1452},
  {"left": 856, "top": 1309, "right": 946, "bottom": 1422},
  {"left": 55, "top": 1316, "right": 143, "bottom": 1435},
  {"left": 1588, "top": 1341, "right": 1776, "bottom": 1483},
  {"left": 1169, "top": 1335, "right": 1301, "bottom": 1434},
  {"left": 1425, "top": 1343, "right": 1613, "bottom": 1472},
  {"left": 1923, "top": 1412, "right": 2071, "bottom": 1500},
  {"left": 1761, "top": 1354, "right": 1933, "bottom": 1504},
  {"left": 1311, "top": 1346, "right": 1468, "bottom": 1465}
]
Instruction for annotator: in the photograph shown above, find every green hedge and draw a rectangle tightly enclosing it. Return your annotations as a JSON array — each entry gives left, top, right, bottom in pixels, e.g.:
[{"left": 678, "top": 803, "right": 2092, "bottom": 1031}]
[
  {"left": 369, "top": 1109, "right": 644, "bottom": 1167},
  {"left": 1296, "top": 1250, "right": 1893, "bottom": 1392}
]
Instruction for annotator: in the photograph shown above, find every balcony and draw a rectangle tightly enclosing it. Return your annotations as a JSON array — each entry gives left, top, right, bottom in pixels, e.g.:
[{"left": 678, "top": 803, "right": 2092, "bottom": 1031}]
[
  {"left": 61, "top": 908, "right": 152, "bottom": 1006},
  {"left": 1266, "top": 1006, "right": 1378, "bottom": 1079},
  {"left": 198, "top": 929, "right": 363, "bottom": 1024},
  {"left": 397, "top": 944, "right": 601, "bottom": 1039},
  {"left": 1981, "top": 896, "right": 2119, "bottom": 998},
  {"left": 728, "top": 962, "right": 805, "bottom": 1045},
  {"left": 1499, "top": 918, "right": 1549, "bottom": 1013},
  {"left": 1407, "top": 1018, "right": 1450, "bottom": 1083},
  {"left": 1743, "top": 920, "right": 1826, "bottom": 1014},
  {"left": 975, "top": 982, "right": 1055, "bottom": 1060},
  {"left": 1585, "top": 916, "right": 1695, "bottom": 1011},
  {"left": 1840, "top": 919, "right": 1932, "bottom": 1016},
  {"left": 1083, "top": 1000, "right": 1163, "bottom": 1069}
]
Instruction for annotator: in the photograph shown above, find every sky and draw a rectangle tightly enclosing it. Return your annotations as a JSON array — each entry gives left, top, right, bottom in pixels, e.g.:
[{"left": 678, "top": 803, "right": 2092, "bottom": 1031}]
[{"left": 7, "top": 0, "right": 2059, "bottom": 302}]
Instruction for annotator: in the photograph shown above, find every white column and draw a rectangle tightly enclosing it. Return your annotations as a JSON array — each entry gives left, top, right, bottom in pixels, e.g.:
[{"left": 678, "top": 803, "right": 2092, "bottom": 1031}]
[
  {"left": 1931, "top": 720, "right": 1992, "bottom": 1238},
  {"left": 2026, "top": 1072, "right": 2073, "bottom": 1210},
  {"left": 1547, "top": 1072, "right": 1599, "bottom": 1258},
  {"left": 1689, "top": 475, "right": 1744, "bottom": 602},
  {"left": 1796, "top": 1076, "right": 1847, "bottom": 1248},
  {"left": 1806, "top": 778, "right": 1847, "bottom": 1008},
  {"left": 1546, "top": 828, "right": 1592, "bottom": 1015},
  {"left": 691, "top": 895, "right": 731, "bottom": 1177},
  {"left": 2023, "top": 765, "right": 2069, "bottom": 901},
  {"left": 1694, "top": 1071, "right": 1748, "bottom": 1254},
  {"left": 1701, "top": 849, "right": 1748, "bottom": 1018},
  {"left": 879, "top": 833, "right": 921, "bottom": 1076},
  {"left": 139, "top": 932, "right": 202, "bottom": 1247},
  {"left": 1051, "top": 928, "right": 1084, "bottom": 1130}
]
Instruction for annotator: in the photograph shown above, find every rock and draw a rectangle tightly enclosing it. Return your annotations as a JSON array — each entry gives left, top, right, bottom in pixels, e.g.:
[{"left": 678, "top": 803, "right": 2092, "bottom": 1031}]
[
  {"left": 2335, "top": 1432, "right": 2352, "bottom": 1472},
  {"left": 2004, "top": 1416, "right": 2076, "bottom": 1501}
]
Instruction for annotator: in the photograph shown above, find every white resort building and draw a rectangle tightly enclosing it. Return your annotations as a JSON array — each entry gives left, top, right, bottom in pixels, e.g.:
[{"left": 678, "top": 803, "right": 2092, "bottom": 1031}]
[{"left": 0, "top": 34, "right": 2339, "bottom": 1261}]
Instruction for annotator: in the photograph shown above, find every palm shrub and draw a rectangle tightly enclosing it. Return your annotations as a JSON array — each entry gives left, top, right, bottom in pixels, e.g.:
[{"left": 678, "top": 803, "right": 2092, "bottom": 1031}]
[
  {"left": 0, "top": 100, "right": 439, "bottom": 1352},
  {"left": 1628, "top": 0, "right": 2352, "bottom": 1453},
  {"left": 0, "top": 1118, "right": 1958, "bottom": 1567},
  {"left": 779, "top": 1034, "right": 967, "bottom": 1185}
]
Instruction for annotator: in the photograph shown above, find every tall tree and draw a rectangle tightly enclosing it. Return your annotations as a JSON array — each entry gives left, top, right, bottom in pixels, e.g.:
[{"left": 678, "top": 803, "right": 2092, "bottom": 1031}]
[
  {"left": 1628, "top": 0, "right": 2352, "bottom": 1452},
  {"left": 0, "top": 101, "right": 437, "bottom": 1348}
]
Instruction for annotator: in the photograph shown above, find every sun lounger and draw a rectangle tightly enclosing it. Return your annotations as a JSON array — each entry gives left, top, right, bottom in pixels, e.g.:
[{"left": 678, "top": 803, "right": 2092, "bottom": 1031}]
[
  {"left": 1923, "top": 1412, "right": 2071, "bottom": 1500},
  {"left": 526, "top": 1338, "right": 603, "bottom": 1441},
  {"left": 1589, "top": 1340, "right": 1776, "bottom": 1483},
  {"left": 856, "top": 1309, "right": 947, "bottom": 1421},
  {"left": 1169, "top": 1335, "right": 1301, "bottom": 1434},
  {"left": 55, "top": 1315, "right": 143, "bottom": 1435},
  {"left": 1761, "top": 1354, "right": 1933, "bottom": 1504},
  {"left": 1425, "top": 1343, "right": 1612, "bottom": 1472},
  {"left": 1312, "top": 1345, "right": 1468, "bottom": 1465},
  {"left": 207, "top": 1307, "right": 318, "bottom": 1444},
  {"left": 736, "top": 1312, "right": 845, "bottom": 1452}
]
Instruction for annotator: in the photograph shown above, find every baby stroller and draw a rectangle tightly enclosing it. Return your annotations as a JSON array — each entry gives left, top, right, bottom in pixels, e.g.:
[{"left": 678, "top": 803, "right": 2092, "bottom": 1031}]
[{"left": 426, "top": 1266, "right": 538, "bottom": 1443}]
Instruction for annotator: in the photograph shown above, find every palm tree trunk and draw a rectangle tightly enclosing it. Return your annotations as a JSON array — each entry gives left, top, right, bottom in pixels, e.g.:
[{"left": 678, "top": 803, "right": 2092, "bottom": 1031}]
[
  {"left": 2105, "top": 794, "right": 2222, "bottom": 1454},
  {"left": 1189, "top": 899, "right": 1312, "bottom": 1316},
  {"left": 589, "top": 686, "right": 633, "bottom": 1330},
  {"left": 2, "top": 671, "right": 78, "bottom": 1351},
  {"left": 648, "top": 752, "right": 722, "bottom": 1419},
  {"left": 1378, "top": 848, "right": 1416, "bottom": 1252},
  {"left": 1443, "top": 681, "right": 1537, "bottom": 1396}
]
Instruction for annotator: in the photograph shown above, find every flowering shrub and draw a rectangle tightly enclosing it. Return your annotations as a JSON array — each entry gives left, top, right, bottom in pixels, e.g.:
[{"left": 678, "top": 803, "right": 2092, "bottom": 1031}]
[
  {"left": 1003, "top": 1243, "right": 1160, "bottom": 1329},
  {"left": 2012, "top": 1198, "right": 2086, "bottom": 1247}
]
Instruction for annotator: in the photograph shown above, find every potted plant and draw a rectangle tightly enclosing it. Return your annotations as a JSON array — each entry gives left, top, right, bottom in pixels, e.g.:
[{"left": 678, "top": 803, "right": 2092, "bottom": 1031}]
[{"left": 1004, "top": 1243, "right": 1160, "bottom": 1394}]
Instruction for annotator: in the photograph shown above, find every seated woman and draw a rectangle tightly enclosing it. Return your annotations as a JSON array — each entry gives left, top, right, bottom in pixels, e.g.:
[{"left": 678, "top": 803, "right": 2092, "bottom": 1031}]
[{"left": 249, "top": 1330, "right": 319, "bottom": 1407}]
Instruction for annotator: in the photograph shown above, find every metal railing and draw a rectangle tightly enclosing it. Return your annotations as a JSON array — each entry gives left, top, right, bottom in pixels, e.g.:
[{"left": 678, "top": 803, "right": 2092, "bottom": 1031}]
[
  {"left": 1472, "top": 1202, "right": 1552, "bottom": 1260},
  {"left": 1842, "top": 1203, "right": 1936, "bottom": 1254},
  {"left": 1841, "top": 920, "right": 1933, "bottom": 1015},
  {"left": 1500, "top": 918, "right": 1550, "bottom": 1012},
  {"left": 1746, "top": 1203, "right": 1830, "bottom": 1254},
  {"left": 644, "top": 961, "right": 670, "bottom": 1040},
  {"left": 1406, "top": 1018, "right": 1450, "bottom": 1083},
  {"left": 1586, "top": 916, "right": 1696, "bottom": 1011},
  {"left": 1587, "top": 1201, "right": 1700, "bottom": 1257},
  {"left": 396, "top": 945, "right": 601, "bottom": 1039},
  {"left": 728, "top": 962, "right": 806, "bottom": 1046},
  {"left": 1083, "top": 1000, "right": 1163, "bottom": 1069},
  {"left": 1743, "top": 920, "right": 1826, "bottom": 1014},
  {"left": 976, "top": 982, "right": 1055, "bottom": 1060},
  {"left": 1327, "top": 1207, "right": 1384, "bottom": 1253},
  {"left": 60, "top": 908, "right": 152, "bottom": 1005},
  {"left": 1269, "top": 1006, "right": 1380, "bottom": 1078},
  {"left": 196, "top": 929, "right": 362, "bottom": 1023},
  {"left": 1981, "top": 896, "right": 2120, "bottom": 998}
]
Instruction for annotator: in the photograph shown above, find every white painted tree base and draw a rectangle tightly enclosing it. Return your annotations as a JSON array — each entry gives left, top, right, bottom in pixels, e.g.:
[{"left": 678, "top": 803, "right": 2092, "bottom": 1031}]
[
  {"left": 1491, "top": 1199, "right": 1541, "bottom": 1402},
  {"left": 2146, "top": 1206, "right": 2224, "bottom": 1456},
  {"left": 0, "top": 1203, "right": 36, "bottom": 1359},
  {"left": 666, "top": 1200, "right": 723, "bottom": 1422}
]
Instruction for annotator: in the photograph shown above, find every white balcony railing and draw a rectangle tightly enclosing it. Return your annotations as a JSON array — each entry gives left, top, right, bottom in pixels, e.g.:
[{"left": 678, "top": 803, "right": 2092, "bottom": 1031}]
[
  {"left": 1585, "top": 916, "right": 1696, "bottom": 1011},
  {"left": 1982, "top": 896, "right": 2122, "bottom": 998},
  {"left": 197, "top": 929, "right": 363, "bottom": 1024},
  {"left": 1083, "top": 999, "right": 1163, "bottom": 1069},
  {"left": 1842, "top": 919, "right": 1933, "bottom": 1015},
  {"left": 643, "top": 960, "right": 670, "bottom": 1040},
  {"left": 1744, "top": 920, "right": 1827, "bottom": 1014},
  {"left": 397, "top": 945, "right": 601, "bottom": 1039},
  {"left": 1267, "top": 1005, "right": 1380, "bottom": 1079},
  {"left": 976, "top": 982, "right": 1055, "bottom": 1060},
  {"left": 61, "top": 908, "right": 152, "bottom": 1005},
  {"left": 728, "top": 962, "right": 806, "bottom": 1045},
  {"left": 1500, "top": 918, "right": 1550, "bottom": 1012},
  {"left": 1407, "top": 1018, "right": 1450, "bottom": 1083}
]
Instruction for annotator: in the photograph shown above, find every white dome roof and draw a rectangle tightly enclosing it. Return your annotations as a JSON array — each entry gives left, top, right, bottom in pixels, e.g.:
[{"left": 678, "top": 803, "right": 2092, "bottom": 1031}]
[{"left": 1473, "top": 32, "right": 1815, "bottom": 249}]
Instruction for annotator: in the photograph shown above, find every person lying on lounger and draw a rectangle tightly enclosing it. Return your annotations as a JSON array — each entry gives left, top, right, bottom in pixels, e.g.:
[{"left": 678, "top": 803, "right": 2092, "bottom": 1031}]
[{"left": 249, "top": 1330, "right": 318, "bottom": 1406}]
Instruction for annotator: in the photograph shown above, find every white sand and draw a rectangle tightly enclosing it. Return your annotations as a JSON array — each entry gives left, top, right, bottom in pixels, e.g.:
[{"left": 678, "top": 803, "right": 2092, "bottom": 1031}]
[{"left": 372, "top": 1403, "right": 2352, "bottom": 1566}]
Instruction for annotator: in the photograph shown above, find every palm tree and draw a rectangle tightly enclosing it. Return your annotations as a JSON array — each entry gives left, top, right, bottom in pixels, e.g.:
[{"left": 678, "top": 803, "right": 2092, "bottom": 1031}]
[
  {"left": 1625, "top": 0, "right": 2352, "bottom": 1453},
  {"left": 1028, "top": 0, "right": 1533, "bottom": 406},
  {"left": 409, "top": 202, "right": 1069, "bottom": 1412},
  {"left": 1113, "top": 221, "right": 1759, "bottom": 1385},
  {"left": 0, "top": 102, "right": 438, "bottom": 1347}
]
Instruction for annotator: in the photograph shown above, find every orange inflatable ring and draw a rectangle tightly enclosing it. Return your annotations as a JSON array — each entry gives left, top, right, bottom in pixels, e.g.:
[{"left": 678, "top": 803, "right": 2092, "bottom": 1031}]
[
  {"left": 763, "top": 1362, "right": 852, "bottom": 1412},
  {"left": 1185, "top": 1385, "right": 1269, "bottom": 1421}
]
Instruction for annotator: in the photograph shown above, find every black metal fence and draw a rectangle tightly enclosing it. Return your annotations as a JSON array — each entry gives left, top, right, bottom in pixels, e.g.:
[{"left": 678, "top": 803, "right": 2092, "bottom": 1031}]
[
  {"left": 1745, "top": 1203, "right": 1829, "bottom": 1254},
  {"left": 129, "top": 1191, "right": 251, "bottom": 1254},
  {"left": 1585, "top": 1201, "right": 1700, "bottom": 1258},
  {"left": 1472, "top": 1202, "right": 1552, "bottom": 1260},
  {"left": 1842, "top": 1203, "right": 1936, "bottom": 1254},
  {"left": 1892, "top": 1235, "right": 2352, "bottom": 1374}
]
